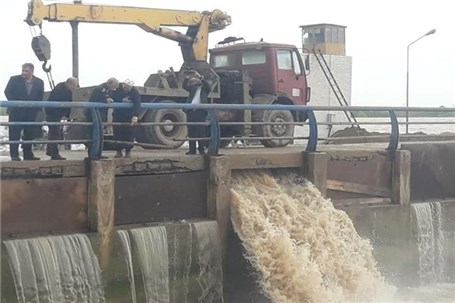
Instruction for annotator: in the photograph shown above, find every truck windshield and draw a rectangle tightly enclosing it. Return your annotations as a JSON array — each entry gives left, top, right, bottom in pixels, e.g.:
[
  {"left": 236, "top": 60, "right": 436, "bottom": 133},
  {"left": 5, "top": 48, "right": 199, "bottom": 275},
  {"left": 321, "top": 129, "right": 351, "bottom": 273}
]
[
  {"left": 277, "top": 50, "right": 293, "bottom": 70},
  {"left": 277, "top": 49, "right": 302, "bottom": 75}
]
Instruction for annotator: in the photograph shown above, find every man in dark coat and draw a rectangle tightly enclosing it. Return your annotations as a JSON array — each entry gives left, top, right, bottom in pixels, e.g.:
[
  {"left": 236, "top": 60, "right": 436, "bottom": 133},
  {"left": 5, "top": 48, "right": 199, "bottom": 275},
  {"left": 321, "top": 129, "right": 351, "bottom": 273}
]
[
  {"left": 183, "top": 70, "right": 212, "bottom": 155},
  {"left": 4, "top": 63, "right": 44, "bottom": 161},
  {"left": 86, "top": 77, "right": 119, "bottom": 123},
  {"left": 84, "top": 77, "right": 119, "bottom": 159},
  {"left": 45, "top": 77, "right": 79, "bottom": 160},
  {"left": 111, "top": 79, "right": 141, "bottom": 158}
]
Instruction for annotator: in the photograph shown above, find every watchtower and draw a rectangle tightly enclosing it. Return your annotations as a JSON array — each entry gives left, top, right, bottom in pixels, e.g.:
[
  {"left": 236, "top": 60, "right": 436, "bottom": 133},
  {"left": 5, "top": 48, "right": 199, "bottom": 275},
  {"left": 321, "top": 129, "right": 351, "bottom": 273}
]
[
  {"left": 299, "top": 23, "right": 352, "bottom": 137},
  {"left": 300, "top": 23, "right": 346, "bottom": 56}
]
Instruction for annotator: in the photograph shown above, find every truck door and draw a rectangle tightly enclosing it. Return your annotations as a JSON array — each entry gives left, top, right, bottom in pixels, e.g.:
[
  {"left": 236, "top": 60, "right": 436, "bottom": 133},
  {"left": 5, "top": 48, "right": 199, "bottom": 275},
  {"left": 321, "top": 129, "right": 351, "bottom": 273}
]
[{"left": 276, "top": 49, "right": 307, "bottom": 105}]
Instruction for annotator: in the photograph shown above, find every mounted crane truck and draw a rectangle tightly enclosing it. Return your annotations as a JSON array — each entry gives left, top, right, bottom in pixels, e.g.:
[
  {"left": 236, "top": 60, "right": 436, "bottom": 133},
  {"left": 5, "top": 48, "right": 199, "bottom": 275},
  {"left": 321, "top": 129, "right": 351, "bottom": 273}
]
[{"left": 26, "top": 0, "right": 311, "bottom": 148}]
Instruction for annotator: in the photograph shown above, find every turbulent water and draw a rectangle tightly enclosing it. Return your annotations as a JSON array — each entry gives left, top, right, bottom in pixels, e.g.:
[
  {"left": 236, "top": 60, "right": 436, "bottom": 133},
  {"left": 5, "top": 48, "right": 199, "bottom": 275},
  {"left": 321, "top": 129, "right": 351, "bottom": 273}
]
[{"left": 230, "top": 170, "right": 391, "bottom": 303}]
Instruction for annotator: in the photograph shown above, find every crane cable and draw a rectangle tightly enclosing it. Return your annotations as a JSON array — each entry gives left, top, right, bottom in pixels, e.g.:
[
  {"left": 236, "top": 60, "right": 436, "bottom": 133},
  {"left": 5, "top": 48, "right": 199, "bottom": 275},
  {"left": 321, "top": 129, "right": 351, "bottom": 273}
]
[{"left": 28, "top": 24, "right": 55, "bottom": 90}]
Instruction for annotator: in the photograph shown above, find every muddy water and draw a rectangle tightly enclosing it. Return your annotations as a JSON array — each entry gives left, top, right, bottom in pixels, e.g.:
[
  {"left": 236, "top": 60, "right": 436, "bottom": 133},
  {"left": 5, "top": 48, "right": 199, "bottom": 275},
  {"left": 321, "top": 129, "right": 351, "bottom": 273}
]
[
  {"left": 230, "top": 170, "right": 455, "bottom": 303},
  {"left": 230, "top": 170, "right": 390, "bottom": 302}
]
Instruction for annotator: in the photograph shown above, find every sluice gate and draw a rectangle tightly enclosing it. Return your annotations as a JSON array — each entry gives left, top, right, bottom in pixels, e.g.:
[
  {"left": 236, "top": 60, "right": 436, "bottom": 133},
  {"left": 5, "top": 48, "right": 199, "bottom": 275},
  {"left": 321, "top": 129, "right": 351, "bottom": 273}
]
[{"left": 2, "top": 142, "right": 455, "bottom": 302}]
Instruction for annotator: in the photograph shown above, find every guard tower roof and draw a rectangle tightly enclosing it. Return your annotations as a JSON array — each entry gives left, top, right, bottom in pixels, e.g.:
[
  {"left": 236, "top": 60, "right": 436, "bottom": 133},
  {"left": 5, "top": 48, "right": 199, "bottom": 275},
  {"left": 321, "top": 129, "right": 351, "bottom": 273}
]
[{"left": 299, "top": 23, "right": 347, "bottom": 29}]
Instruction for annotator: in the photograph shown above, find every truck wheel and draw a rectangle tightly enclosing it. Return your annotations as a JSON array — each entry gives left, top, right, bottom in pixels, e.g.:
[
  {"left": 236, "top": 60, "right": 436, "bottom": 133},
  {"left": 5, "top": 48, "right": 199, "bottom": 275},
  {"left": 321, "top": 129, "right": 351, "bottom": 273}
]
[
  {"left": 254, "top": 109, "right": 294, "bottom": 147},
  {"left": 140, "top": 102, "right": 187, "bottom": 148}
]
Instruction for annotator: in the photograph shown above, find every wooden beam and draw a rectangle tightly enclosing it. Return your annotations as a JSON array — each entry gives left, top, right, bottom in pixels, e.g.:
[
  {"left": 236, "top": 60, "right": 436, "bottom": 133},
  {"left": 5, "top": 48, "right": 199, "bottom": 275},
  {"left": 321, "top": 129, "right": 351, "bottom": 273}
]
[
  {"left": 114, "top": 156, "right": 205, "bottom": 175},
  {"left": 229, "top": 153, "right": 302, "bottom": 170},
  {"left": 326, "top": 179, "right": 392, "bottom": 197},
  {"left": 89, "top": 159, "right": 116, "bottom": 271},
  {"left": 334, "top": 197, "right": 392, "bottom": 207},
  {"left": 207, "top": 156, "right": 231, "bottom": 262},
  {"left": 1, "top": 160, "right": 86, "bottom": 179},
  {"left": 302, "top": 152, "right": 328, "bottom": 195},
  {"left": 392, "top": 150, "right": 411, "bottom": 205},
  {"left": 89, "top": 160, "right": 115, "bottom": 232}
]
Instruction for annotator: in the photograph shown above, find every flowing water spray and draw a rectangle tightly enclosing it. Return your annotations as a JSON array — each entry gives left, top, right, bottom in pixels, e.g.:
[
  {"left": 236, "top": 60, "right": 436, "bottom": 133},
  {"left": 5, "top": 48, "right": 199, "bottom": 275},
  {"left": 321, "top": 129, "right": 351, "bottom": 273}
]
[
  {"left": 230, "top": 170, "right": 388, "bottom": 303},
  {"left": 411, "top": 202, "right": 447, "bottom": 284},
  {"left": 169, "top": 223, "right": 192, "bottom": 303},
  {"left": 4, "top": 233, "right": 104, "bottom": 303},
  {"left": 118, "top": 230, "right": 137, "bottom": 303},
  {"left": 118, "top": 223, "right": 222, "bottom": 303},
  {"left": 192, "top": 221, "right": 224, "bottom": 302},
  {"left": 131, "top": 226, "right": 170, "bottom": 303}
]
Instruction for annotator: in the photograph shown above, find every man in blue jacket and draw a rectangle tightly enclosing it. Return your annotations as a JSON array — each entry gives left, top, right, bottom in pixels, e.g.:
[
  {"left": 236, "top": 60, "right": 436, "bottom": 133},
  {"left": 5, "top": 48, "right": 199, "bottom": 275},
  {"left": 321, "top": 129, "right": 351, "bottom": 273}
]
[
  {"left": 4, "top": 63, "right": 44, "bottom": 161},
  {"left": 183, "top": 70, "right": 211, "bottom": 155}
]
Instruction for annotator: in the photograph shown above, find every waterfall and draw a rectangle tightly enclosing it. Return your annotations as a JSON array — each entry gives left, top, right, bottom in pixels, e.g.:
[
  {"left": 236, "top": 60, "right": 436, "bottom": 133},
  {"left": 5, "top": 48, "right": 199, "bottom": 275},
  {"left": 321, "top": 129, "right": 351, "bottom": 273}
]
[
  {"left": 192, "top": 221, "right": 224, "bottom": 303},
  {"left": 168, "top": 223, "right": 192, "bottom": 303},
  {"left": 412, "top": 202, "right": 447, "bottom": 285},
  {"left": 131, "top": 226, "right": 170, "bottom": 303},
  {"left": 118, "top": 230, "right": 137, "bottom": 303},
  {"left": 118, "top": 223, "right": 223, "bottom": 303},
  {"left": 3, "top": 233, "right": 104, "bottom": 303}
]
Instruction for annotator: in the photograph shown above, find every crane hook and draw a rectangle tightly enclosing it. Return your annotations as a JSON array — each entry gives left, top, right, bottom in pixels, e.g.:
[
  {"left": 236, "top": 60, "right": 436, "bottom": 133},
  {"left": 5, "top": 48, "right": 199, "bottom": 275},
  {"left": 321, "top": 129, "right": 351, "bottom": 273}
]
[{"left": 42, "top": 61, "right": 52, "bottom": 73}]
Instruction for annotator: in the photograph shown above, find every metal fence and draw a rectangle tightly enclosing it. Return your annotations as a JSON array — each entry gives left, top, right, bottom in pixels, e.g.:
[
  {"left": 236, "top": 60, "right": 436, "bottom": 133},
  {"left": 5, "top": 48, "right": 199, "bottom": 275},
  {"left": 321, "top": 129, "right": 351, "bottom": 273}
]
[{"left": 1, "top": 100, "right": 454, "bottom": 159}]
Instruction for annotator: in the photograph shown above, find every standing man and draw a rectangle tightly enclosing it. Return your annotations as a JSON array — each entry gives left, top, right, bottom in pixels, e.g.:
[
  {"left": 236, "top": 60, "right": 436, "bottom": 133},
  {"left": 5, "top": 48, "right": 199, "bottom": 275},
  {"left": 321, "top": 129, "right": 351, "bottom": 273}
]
[
  {"left": 45, "top": 77, "right": 79, "bottom": 160},
  {"left": 183, "top": 69, "right": 211, "bottom": 155},
  {"left": 4, "top": 63, "right": 44, "bottom": 161},
  {"left": 112, "top": 79, "right": 141, "bottom": 158}
]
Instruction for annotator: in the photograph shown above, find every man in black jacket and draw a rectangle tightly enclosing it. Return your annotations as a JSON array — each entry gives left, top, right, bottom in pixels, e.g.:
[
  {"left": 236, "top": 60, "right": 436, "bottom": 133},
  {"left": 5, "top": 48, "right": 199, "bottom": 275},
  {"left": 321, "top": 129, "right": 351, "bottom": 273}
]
[
  {"left": 183, "top": 70, "right": 211, "bottom": 155},
  {"left": 112, "top": 79, "right": 141, "bottom": 158},
  {"left": 45, "top": 77, "right": 79, "bottom": 160},
  {"left": 4, "top": 63, "right": 44, "bottom": 161},
  {"left": 84, "top": 77, "right": 119, "bottom": 159},
  {"left": 86, "top": 77, "right": 119, "bottom": 123}
]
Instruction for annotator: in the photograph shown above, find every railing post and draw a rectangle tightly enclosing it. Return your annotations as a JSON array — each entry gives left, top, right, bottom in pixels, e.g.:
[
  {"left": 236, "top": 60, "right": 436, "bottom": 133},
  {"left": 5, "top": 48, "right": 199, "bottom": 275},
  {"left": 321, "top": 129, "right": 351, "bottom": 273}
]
[
  {"left": 305, "top": 109, "right": 318, "bottom": 152},
  {"left": 208, "top": 109, "right": 220, "bottom": 156},
  {"left": 89, "top": 108, "right": 104, "bottom": 159},
  {"left": 388, "top": 110, "right": 399, "bottom": 151}
]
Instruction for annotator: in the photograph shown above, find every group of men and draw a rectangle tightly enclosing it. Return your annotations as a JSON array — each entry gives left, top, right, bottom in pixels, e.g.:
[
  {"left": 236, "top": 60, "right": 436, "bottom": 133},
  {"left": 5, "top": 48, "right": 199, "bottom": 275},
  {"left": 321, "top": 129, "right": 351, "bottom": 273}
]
[
  {"left": 4, "top": 62, "right": 211, "bottom": 161},
  {"left": 86, "top": 77, "right": 141, "bottom": 158},
  {"left": 4, "top": 63, "right": 77, "bottom": 161}
]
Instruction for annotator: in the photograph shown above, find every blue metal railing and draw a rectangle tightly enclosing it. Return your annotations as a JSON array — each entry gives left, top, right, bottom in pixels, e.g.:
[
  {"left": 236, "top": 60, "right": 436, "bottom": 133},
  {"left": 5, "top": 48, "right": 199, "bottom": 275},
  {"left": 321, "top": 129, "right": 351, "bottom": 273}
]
[{"left": 1, "top": 100, "right": 454, "bottom": 159}]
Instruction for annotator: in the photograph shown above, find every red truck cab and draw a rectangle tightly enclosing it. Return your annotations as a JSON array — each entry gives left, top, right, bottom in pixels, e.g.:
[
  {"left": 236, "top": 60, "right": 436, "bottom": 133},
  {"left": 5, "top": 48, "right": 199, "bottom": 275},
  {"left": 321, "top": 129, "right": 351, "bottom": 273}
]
[{"left": 209, "top": 39, "right": 310, "bottom": 107}]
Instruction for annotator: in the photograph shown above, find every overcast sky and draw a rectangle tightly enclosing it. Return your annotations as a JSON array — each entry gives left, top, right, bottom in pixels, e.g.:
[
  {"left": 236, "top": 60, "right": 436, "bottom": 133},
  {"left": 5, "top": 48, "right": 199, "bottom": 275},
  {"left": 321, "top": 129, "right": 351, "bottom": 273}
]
[{"left": 1, "top": 0, "right": 453, "bottom": 107}]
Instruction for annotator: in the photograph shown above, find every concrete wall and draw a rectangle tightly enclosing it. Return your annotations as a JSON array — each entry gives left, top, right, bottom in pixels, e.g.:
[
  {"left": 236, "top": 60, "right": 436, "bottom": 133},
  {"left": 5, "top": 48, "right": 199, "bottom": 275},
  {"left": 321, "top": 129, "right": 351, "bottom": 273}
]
[
  {"left": 341, "top": 200, "right": 455, "bottom": 287},
  {"left": 401, "top": 142, "right": 455, "bottom": 201},
  {"left": 306, "top": 54, "right": 353, "bottom": 138}
]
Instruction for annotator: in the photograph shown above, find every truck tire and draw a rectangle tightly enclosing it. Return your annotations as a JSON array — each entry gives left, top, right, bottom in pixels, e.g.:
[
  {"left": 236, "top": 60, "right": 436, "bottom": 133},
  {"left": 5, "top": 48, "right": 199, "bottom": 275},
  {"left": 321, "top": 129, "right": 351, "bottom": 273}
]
[
  {"left": 139, "top": 101, "right": 187, "bottom": 148},
  {"left": 253, "top": 109, "right": 294, "bottom": 147}
]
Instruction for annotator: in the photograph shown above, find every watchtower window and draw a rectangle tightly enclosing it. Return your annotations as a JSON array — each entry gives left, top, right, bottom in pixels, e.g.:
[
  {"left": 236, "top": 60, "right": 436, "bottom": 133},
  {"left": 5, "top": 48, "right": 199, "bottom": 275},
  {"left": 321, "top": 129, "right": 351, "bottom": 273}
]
[
  {"left": 326, "top": 27, "right": 332, "bottom": 43},
  {"left": 338, "top": 28, "right": 345, "bottom": 43}
]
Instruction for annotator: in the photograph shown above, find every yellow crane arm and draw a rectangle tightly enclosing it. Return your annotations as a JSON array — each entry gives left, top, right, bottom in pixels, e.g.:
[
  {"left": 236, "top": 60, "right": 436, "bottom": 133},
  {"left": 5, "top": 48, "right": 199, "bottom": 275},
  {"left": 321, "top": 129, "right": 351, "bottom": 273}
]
[{"left": 25, "top": 0, "right": 231, "bottom": 61}]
